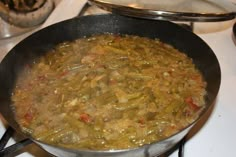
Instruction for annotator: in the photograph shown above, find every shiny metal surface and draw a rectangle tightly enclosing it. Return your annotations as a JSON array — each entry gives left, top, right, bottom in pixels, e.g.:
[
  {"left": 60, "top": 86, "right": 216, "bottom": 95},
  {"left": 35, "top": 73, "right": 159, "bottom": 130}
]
[{"left": 88, "top": 0, "right": 236, "bottom": 21}]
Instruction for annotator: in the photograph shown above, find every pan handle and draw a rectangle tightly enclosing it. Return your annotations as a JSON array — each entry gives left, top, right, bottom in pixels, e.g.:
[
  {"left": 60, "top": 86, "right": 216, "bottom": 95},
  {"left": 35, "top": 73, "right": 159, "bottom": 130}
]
[
  {"left": 0, "top": 127, "right": 14, "bottom": 150},
  {"left": 0, "top": 139, "right": 33, "bottom": 157},
  {"left": 178, "top": 136, "right": 186, "bottom": 157},
  {"left": 0, "top": 127, "right": 32, "bottom": 157}
]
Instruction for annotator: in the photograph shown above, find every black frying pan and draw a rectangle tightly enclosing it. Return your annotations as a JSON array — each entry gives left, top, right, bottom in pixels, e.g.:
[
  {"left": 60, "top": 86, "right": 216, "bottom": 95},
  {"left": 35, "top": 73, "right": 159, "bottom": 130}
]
[{"left": 0, "top": 14, "right": 221, "bottom": 157}]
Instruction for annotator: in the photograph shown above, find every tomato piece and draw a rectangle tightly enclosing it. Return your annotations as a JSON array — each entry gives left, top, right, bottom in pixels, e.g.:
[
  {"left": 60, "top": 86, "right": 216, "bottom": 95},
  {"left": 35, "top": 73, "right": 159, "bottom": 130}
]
[
  {"left": 37, "top": 75, "right": 46, "bottom": 81},
  {"left": 24, "top": 112, "right": 33, "bottom": 124},
  {"left": 138, "top": 118, "right": 145, "bottom": 128},
  {"left": 25, "top": 64, "right": 31, "bottom": 69},
  {"left": 80, "top": 113, "right": 92, "bottom": 123},
  {"left": 185, "top": 97, "right": 200, "bottom": 111},
  {"left": 58, "top": 70, "right": 69, "bottom": 78},
  {"left": 114, "top": 35, "right": 121, "bottom": 42}
]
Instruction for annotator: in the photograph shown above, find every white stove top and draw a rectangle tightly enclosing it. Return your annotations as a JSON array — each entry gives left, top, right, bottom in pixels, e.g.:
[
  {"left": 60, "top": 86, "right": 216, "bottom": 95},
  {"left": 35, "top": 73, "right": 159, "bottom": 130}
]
[{"left": 0, "top": 0, "right": 236, "bottom": 156}]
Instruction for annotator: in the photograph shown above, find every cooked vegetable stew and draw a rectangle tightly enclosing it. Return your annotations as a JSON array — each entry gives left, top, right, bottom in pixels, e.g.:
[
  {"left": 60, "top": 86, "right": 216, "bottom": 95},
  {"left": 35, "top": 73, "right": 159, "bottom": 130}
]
[{"left": 12, "top": 34, "right": 207, "bottom": 150}]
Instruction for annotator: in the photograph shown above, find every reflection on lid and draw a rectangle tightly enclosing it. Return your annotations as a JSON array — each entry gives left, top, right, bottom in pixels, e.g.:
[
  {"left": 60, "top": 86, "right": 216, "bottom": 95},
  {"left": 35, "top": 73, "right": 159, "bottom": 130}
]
[
  {"left": 101, "top": 0, "right": 236, "bottom": 13},
  {"left": 89, "top": 0, "right": 236, "bottom": 21}
]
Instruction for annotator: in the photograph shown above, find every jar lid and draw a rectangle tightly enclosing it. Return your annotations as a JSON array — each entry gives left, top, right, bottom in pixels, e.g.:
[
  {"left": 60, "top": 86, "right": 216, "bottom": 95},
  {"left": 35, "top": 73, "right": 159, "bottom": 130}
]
[{"left": 89, "top": 0, "right": 236, "bottom": 22}]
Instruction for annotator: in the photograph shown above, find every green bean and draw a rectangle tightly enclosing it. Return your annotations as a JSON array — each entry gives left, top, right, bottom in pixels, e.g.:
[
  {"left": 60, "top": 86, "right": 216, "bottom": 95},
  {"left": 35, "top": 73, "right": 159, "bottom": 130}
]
[
  {"left": 44, "top": 128, "right": 76, "bottom": 143},
  {"left": 125, "top": 72, "right": 153, "bottom": 80},
  {"left": 164, "top": 101, "right": 182, "bottom": 113},
  {"left": 104, "top": 45, "right": 128, "bottom": 55},
  {"left": 114, "top": 94, "right": 148, "bottom": 111},
  {"left": 35, "top": 127, "right": 65, "bottom": 141},
  {"left": 92, "top": 91, "right": 117, "bottom": 105},
  {"left": 64, "top": 115, "right": 87, "bottom": 130}
]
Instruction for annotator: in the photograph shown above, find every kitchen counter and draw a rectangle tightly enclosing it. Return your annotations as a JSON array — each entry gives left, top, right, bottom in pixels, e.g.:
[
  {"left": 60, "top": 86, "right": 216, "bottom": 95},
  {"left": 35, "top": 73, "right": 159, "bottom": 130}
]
[{"left": 0, "top": 0, "right": 236, "bottom": 156}]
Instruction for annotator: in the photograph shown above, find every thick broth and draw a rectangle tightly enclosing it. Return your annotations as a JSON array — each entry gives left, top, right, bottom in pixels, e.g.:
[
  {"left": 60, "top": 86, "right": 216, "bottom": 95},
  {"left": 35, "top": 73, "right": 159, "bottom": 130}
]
[{"left": 12, "top": 34, "right": 206, "bottom": 150}]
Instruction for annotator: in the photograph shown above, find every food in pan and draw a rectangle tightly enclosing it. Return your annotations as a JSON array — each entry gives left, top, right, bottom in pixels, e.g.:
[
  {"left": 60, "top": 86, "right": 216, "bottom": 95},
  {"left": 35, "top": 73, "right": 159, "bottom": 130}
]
[{"left": 12, "top": 34, "right": 207, "bottom": 150}]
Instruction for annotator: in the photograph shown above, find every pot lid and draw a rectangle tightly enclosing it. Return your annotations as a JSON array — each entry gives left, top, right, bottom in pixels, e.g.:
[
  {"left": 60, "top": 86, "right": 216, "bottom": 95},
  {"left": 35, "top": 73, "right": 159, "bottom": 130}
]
[{"left": 88, "top": 0, "right": 236, "bottom": 22}]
